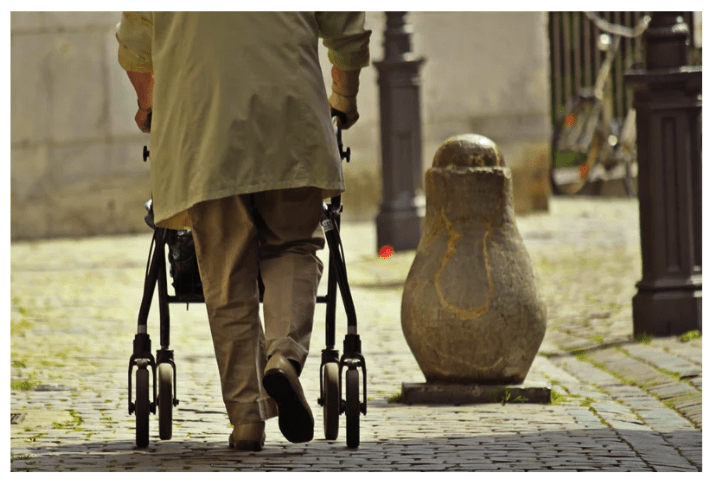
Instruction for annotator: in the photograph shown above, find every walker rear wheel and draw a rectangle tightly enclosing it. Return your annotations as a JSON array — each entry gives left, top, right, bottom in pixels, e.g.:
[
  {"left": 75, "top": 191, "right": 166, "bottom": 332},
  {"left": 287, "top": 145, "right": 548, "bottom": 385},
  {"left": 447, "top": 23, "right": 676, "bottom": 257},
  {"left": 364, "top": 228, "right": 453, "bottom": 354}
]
[
  {"left": 135, "top": 368, "right": 150, "bottom": 448},
  {"left": 158, "top": 363, "right": 173, "bottom": 440},
  {"left": 322, "top": 362, "right": 340, "bottom": 440}
]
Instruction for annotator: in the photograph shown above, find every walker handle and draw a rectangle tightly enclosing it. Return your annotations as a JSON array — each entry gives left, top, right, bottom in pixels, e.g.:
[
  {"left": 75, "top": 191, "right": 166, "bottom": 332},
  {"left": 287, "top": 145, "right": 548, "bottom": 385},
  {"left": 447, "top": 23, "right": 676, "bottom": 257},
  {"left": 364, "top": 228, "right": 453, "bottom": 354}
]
[
  {"left": 331, "top": 109, "right": 350, "bottom": 163},
  {"left": 331, "top": 108, "right": 347, "bottom": 127}
]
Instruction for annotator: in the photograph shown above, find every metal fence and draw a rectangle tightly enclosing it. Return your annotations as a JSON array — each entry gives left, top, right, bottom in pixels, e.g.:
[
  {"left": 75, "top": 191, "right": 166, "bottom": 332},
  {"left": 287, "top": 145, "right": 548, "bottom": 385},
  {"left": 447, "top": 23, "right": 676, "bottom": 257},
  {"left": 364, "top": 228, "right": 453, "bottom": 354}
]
[{"left": 548, "top": 12, "right": 701, "bottom": 126}]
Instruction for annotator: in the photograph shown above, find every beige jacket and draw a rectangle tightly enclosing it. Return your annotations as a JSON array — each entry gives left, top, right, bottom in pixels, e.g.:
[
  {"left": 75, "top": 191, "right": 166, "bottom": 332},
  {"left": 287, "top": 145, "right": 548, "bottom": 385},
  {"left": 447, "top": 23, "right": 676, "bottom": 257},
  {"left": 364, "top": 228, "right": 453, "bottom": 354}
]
[{"left": 116, "top": 12, "right": 370, "bottom": 229}]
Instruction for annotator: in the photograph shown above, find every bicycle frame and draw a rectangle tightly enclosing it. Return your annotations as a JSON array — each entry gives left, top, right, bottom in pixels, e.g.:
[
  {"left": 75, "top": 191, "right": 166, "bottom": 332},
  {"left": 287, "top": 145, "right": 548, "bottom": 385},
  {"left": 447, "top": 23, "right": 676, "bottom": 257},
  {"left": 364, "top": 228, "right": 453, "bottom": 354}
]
[{"left": 550, "top": 14, "right": 642, "bottom": 197}]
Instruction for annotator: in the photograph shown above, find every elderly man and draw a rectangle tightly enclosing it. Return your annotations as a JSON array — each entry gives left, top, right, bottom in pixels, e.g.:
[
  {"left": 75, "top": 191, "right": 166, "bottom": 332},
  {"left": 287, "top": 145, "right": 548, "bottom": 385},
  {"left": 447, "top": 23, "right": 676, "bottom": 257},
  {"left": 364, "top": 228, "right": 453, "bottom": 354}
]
[{"left": 116, "top": 12, "right": 370, "bottom": 451}]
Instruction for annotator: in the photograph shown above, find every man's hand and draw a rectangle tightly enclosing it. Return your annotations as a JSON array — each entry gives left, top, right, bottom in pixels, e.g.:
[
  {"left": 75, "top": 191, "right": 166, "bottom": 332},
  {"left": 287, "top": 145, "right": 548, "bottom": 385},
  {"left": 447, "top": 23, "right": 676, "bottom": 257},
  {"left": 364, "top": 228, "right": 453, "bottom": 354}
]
[
  {"left": 328, "top": 92, "right": 358, "bottom": 129},
  {"left": 126, "top": 71, "right": 154, "bottom": 133},
  {"left": 135, "top": 105, "right": 152, "bottom": 133},
  {"left": 329, "top": 66, "right": 361, "bottom": 129}
]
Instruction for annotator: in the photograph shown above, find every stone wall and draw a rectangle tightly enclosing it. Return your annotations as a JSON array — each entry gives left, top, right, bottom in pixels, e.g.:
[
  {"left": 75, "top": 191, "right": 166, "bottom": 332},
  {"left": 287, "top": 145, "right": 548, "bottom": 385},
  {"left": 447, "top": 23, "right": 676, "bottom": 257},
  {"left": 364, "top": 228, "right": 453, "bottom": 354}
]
[
  {"left": 344, "top": 12, "right": 552, "bottom": 221},
  {"left": 11, "top": 11, "right": 551, "bottom": 240},
  {"left": 11, "top": 12, "right": 151, "bottom": 240}
]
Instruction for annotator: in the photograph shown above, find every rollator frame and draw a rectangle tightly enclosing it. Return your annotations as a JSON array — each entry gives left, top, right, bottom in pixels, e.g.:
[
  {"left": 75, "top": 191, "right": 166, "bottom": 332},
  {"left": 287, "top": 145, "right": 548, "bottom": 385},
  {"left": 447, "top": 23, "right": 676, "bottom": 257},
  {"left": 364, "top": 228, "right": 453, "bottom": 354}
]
[{"left": 127, "top": 116, "right": 365, "bottom": 448}]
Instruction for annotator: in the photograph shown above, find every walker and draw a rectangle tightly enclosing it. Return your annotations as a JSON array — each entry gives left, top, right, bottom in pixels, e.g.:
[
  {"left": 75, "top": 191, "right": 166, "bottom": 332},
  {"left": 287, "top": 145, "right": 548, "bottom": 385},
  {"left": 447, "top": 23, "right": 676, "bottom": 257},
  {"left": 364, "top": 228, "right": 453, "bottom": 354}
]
[{"left": 127, "top": 115, "right": 366, "bottom": 449}]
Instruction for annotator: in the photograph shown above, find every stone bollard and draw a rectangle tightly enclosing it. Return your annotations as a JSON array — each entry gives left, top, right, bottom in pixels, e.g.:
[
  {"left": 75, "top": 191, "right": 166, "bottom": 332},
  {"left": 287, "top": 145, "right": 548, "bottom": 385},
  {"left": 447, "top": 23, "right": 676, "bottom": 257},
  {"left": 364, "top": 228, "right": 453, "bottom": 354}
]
[{"left": 401, "top": 134, "right": 547, "bottom": 395}]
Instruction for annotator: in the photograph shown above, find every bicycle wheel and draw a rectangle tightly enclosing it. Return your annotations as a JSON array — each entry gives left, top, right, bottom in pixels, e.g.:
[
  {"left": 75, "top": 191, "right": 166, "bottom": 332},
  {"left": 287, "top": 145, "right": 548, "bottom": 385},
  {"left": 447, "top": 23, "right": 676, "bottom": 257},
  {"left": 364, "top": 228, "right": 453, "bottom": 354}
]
[
  {"left": 135, "top": 368, "right": 150, "bottom": 448},
  {"left": 158, "top": 363, "right": 173, "bottom": 441},
  {"left": 551, "top": 96, "right": 604, "bottom": 195},
  {"left": 345, "top": 368, "right": 360, "bottom": 448}
]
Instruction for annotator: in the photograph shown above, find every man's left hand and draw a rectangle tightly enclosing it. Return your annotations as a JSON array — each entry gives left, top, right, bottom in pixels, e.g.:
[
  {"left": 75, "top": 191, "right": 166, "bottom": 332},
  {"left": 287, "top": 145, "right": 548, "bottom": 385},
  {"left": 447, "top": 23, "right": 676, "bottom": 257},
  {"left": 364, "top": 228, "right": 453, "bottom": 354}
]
[
  {"left": 126, "top": 71, "right": 154, "bottom": 133},
  {"left": 135, "top": 106, "right": 152, "bottom": 133}
]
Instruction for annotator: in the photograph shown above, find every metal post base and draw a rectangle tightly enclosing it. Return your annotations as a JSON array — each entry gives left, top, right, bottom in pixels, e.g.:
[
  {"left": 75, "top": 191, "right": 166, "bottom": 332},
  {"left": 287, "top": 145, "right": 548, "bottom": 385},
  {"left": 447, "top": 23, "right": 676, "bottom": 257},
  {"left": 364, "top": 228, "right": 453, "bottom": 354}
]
[
  {"left": 633, "top": 288, "right": 702, "bottom": 337},
  {"left": 375, "top": 206, "right": 421, "bottom": 252}
]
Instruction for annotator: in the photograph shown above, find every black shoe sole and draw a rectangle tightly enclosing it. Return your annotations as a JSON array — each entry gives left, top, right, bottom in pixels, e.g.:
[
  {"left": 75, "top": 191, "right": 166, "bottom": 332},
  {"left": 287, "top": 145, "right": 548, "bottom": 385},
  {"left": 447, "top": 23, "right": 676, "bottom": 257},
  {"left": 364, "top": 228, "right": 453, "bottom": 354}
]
[{"left": 262, "top": 369, "right": 314, "bottom": 443}]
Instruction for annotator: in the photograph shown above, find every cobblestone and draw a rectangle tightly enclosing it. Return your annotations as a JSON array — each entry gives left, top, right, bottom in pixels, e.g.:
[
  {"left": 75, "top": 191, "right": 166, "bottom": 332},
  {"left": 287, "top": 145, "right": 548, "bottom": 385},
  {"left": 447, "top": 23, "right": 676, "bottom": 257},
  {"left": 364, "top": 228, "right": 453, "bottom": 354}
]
[
  {"left": 10, "top": 197, "right": 701, "bottom": 471},
  {"left": 622, "top": 343, "right": 701, "bottom": 378}
]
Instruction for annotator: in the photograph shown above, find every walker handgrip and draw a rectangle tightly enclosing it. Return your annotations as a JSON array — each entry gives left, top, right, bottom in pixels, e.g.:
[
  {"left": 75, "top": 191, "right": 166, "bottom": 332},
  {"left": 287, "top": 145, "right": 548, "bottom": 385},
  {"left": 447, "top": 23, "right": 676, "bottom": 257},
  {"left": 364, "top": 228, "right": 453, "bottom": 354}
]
[
  {"left": 331, "top": 108, "right": 347, "bottom": 126},
  {"left": 331, "top": 110, "right": 351, "bottom": 163}
]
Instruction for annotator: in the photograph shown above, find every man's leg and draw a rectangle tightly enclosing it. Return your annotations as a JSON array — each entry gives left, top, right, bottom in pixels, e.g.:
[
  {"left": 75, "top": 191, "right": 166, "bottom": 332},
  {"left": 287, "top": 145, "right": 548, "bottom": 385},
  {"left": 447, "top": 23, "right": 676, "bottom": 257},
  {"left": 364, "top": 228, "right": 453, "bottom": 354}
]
[
  {"left": 255, "top": 187, "right": 325, "bottom": 370},
  {"left": 188, "top": 195, "right": 277, "bottom": 432},
  {"left": 253, "top": 187, "right": 325, "bottom": 442}
]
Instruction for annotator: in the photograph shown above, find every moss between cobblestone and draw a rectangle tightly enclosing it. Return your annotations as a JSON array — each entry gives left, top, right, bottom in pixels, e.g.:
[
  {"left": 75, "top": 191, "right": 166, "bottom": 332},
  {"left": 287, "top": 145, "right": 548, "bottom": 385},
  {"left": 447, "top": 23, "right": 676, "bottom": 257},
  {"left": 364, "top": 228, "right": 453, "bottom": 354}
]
[
  {"left": 586, "top": 405, "right": 612, "bottom": 428},
  {"left": 540, "top": 373, "right": 582, "bottom": 406},
  {"left": 549, "top": 390, "right": 567, "bottom": 404},
  {"left": 594, "top": 385, "right": 649, "bottom": 426},
  {"left": 11, "top": 454, "right": 33, "bottom": 462},
  {"left": 26, "top": 432, "right": 47, "bottom": 443},
  {"left": 387, "top": 392, "right": 403, "bottom": 404},
  {"left": 494, "top": 387, "right": 530, "bottom": 405},
  {"left": 39, "top": 359, "right": 66, "bottom": 368},
  {"left": 11, "top": 379, "right": 41, "bottom": 391},
  {"left": 52, "top": 409, "right": 84, "bottom": 432},
  {"left": 565, "top": 343, "right": 701, "bottom": 431},
  {"left": 567, "top": 347, "right": 639, "bottom": 388},
  {"left": 614, "top": 345, "right": 691, "bottom": 387},
  {"left": 634, "top": 333, "right": 653, "bottom": 344},
  {"left": 570, "top": 349, "right": 590, "bottom": 363},
  {"left": 11, "top": 318, "right": 34, "bottom": 337},
  {"left": 662, "top": 392, "right": 698, "bottom": 410}
]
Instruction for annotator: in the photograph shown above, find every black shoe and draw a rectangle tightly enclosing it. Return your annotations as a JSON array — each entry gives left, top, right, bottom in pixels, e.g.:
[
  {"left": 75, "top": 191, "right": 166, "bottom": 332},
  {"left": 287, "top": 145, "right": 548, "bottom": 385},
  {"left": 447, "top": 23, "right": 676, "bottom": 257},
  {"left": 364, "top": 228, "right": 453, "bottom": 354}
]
[{"left": 262, "top": 354, "right": 314, "bottom": 443}]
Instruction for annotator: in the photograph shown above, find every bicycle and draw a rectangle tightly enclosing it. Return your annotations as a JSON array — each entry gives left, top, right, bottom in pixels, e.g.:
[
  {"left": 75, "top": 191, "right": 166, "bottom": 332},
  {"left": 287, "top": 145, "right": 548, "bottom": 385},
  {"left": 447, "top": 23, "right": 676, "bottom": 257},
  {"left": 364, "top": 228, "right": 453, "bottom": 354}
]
[{"left": 550, "top": 12, "right": 650, "bottom": 196}]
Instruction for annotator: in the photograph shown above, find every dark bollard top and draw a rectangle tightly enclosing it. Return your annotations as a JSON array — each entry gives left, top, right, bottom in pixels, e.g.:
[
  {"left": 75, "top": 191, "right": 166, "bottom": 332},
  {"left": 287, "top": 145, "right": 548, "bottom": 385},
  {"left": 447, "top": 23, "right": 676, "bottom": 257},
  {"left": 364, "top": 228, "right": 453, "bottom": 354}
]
[{"left": 432, "top": 134, "right": 506, "bottom": 168}]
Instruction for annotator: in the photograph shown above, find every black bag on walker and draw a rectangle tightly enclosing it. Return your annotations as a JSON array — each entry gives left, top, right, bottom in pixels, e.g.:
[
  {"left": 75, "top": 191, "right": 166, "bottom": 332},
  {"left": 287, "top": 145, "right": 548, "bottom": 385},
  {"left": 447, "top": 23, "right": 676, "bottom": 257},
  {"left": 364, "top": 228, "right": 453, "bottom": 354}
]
[{"left": 144, "top": 199, "right": 203, "bottom": 297}]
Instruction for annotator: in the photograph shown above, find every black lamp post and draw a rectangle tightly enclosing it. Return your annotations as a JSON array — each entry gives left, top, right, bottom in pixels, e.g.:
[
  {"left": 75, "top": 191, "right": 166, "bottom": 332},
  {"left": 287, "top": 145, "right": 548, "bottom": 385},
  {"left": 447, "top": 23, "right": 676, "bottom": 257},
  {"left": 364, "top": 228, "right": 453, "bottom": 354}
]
[
  {"left": 374, "top": 12, "right": 425, "bottom": 253},
  {"left": 626, "top": 12, "right": 702, "bottom": 336}
]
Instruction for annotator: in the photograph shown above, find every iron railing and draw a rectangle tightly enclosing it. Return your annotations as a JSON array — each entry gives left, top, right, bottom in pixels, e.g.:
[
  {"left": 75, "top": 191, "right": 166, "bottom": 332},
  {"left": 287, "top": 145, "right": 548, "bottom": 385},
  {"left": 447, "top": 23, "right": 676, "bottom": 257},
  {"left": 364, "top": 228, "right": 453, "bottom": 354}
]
[{"left": 548, "top": 12, "right": 701, "bottom": 125}]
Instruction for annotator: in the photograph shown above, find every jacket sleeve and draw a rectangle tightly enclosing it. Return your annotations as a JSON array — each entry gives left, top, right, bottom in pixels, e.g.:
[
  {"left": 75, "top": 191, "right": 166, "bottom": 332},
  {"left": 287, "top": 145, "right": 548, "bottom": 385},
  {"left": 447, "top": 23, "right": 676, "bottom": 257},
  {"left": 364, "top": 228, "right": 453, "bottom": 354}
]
[
  {"left": 316, "top": 12, "right": 371, "bottom": 71},
  {"left": 115, "top": 12, "right": 154, "bottom": 72}
]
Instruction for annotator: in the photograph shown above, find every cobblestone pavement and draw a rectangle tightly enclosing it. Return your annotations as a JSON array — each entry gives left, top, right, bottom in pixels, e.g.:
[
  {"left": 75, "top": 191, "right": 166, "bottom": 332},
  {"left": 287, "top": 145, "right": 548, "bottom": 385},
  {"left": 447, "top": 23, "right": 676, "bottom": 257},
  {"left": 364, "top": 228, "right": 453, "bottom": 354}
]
[{"left": 10, "top": 197, "right": 702, "bottom": 471}]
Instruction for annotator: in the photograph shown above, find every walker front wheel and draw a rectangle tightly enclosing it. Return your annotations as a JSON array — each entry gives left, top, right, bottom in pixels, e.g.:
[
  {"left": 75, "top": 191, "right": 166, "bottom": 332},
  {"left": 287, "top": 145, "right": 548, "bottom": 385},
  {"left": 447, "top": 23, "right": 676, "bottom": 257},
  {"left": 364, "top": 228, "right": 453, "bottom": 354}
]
[
  {"left": 158, "top": 363, "right": 173, "bottom": 440},
  {"left": 135, "top": 368, "right": 150, "bottom": 448},
  {"left": 322, "top": 362, "right": 340, "bottom": 440},
  {"left": 345, "top": 368, "right": 360, "bottom": 448}
]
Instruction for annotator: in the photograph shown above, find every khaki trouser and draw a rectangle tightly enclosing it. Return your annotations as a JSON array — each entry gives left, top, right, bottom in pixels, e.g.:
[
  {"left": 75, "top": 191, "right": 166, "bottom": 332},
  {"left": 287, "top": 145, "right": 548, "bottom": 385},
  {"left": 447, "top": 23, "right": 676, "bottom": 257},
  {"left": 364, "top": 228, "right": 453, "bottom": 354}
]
[{"left": 187, "top": 187, "right": 325, "bottom": 425}]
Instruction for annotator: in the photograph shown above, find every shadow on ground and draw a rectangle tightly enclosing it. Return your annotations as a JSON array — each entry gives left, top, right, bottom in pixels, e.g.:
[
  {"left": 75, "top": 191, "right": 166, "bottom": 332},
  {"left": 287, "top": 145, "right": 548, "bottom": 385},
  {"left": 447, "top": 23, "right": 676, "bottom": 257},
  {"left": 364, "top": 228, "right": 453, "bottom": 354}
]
[{"left": 12, "top": 428, "right": 701, "bottom": 472}]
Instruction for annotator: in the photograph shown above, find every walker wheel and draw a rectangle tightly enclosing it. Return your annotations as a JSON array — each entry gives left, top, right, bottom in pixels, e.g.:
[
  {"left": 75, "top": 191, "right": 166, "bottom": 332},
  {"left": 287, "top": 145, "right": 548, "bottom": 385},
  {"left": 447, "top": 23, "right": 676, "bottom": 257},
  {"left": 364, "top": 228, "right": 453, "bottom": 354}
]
[
  {"left": 158, "top": 363, "right": 173, "bottom": 440},
  {"left": 322, "top": 362, "right": 339, "bottom": 440},
  {"left": 135, "top": 368, "right": 150, "bottom": 448},
  {"left": 345, "top": 368, "right": 360, "bottom": 448}
]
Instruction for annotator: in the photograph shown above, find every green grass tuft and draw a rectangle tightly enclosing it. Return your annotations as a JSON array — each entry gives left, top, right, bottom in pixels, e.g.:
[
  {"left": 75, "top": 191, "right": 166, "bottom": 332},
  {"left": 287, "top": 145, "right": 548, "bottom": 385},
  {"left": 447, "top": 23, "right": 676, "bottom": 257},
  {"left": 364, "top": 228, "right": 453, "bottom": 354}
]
[
  {"left": 387, "top": 392, "right": 403, "bottom": 404},
  {"left": 635, "top": 332, "right": 653, "bottom": 344},
  {"left": 550, "top": 390, "right": 567, "bottom": 405},
  {"left": 11, "top": 379, "right": 40, "bottom": 391},
  {"left": 679, "top": 330, "right": 701, "bottom": 342}
]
